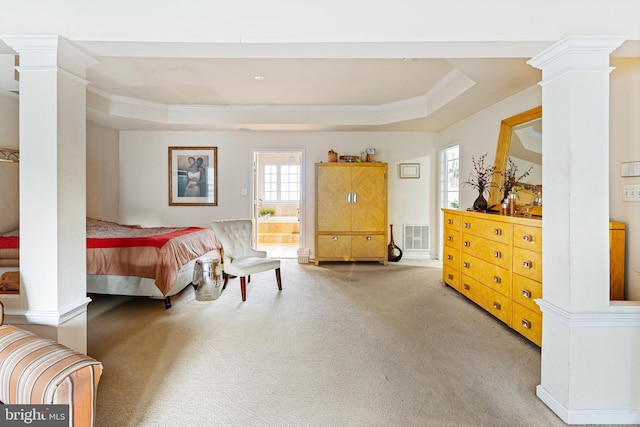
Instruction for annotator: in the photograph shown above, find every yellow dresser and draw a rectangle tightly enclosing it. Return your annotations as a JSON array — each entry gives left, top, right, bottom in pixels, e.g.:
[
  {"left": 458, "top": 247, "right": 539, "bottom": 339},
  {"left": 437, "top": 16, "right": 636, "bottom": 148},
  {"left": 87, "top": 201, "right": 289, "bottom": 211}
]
[{"left": 442, "top": 209, "right": 625, "bottom": 347}]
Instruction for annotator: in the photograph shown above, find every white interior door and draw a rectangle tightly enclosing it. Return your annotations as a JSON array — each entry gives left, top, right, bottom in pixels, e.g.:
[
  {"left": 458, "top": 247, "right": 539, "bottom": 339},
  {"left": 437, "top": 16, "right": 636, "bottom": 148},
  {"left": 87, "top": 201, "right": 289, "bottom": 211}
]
[{"left": 251, "top": 149, "right": 304, "bottom": 258}]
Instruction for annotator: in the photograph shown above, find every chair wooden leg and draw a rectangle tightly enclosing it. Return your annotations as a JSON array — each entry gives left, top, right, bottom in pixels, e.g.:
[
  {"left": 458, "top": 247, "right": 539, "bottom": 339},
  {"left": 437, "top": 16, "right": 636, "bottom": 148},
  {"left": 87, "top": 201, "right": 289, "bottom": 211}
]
[
  {"left": 240, "top": 276, "right": 247, "bottom": 301},
  {"left": 222, "top": 272, "right": 229, "bottom": 290},
  {"left": 248, "top": 275, "right": 251, "bottom": 283},
  {"left": 275, "top": 268, "right": 282, "bottom": 290}
]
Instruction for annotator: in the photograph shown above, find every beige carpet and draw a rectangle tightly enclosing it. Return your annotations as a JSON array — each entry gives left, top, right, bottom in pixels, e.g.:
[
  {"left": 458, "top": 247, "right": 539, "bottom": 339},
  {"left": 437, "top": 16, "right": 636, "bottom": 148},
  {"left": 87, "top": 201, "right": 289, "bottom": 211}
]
[{"left": 88, "top": 259, "right": 568, "bottom": 427}]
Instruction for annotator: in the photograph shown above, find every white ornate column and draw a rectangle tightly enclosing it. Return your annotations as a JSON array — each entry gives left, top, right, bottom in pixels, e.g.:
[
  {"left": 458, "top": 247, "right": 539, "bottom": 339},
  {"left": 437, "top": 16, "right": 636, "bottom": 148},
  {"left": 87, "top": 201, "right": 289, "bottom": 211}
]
[
  {"left": 2, "top": 35, "right": 98, "bottom": 352},
  {"left": 529, "top": 36, "right": 640, "bottom": 425}
]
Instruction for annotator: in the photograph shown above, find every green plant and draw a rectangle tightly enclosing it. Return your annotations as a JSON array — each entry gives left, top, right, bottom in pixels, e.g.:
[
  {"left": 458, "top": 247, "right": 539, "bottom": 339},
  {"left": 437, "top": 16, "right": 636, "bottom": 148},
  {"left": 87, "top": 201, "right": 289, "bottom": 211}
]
[{"left": 260, "top": 208, "right": 275, "bottom": 216}]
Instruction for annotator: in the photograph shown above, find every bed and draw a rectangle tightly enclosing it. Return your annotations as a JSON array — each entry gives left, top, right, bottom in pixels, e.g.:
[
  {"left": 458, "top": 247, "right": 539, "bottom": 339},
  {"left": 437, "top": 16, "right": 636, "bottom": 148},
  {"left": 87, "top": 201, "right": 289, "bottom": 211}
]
[{"left": 0, "top": 218, "right": 222, "bottom": 308}]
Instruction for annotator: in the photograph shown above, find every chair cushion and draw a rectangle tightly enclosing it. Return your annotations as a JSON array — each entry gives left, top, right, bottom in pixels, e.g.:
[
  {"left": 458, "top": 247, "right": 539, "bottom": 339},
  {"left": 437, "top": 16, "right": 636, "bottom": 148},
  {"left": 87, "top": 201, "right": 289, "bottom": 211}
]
[
  {"left": 211, "top": 220, "right": 266, "bottom": 262},
  {"left": 224, "top": 257, "right": 280, "bottom": 276},
  {"left": 0, "top": 325, "right": 103, "bottom": 426}
]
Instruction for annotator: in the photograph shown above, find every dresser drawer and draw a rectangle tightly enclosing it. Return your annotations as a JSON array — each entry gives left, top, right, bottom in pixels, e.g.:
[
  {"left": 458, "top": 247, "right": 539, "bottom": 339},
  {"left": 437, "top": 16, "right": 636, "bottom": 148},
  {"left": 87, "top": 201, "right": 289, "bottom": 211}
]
[
  {"left": 512, "top": 302, "right": 542, "bottom": 346},
  {"left": 443, "top": 264, "right": 460, "bottom": 291},
  {"left": 512, "top": 274, "right": 542, "bottom": 314},
  {"left": 461, "top": 253, "right": 510, "bottom": 297},
  {"left": 443, "top": 245, "right": 460, "bottom": 270},
  {"left": 513, "top": 224, "right": 542, "bottom": 253},
  {"left": 316, "top": 234, "right": 352, "bottom": 259},
  {"left": 460, "top": 216, "right": 512, "bottom": 244},
  {"left": 351, "top": 234, "right": 386, "bottom": 258},
  {"left": 444, "top": 228, "right": 461, "bottom": 250},
  {"left": 461, "top": 233, "right": 511, "bottom": 270},
  {"left": 444, "top": 212, "right": 461, "bottom": 231},
  {"left": 461, "top": 274, "right": 511, "bottom": 325},
  {"left": 513, "top": 247, "right": 542, "bottom": 282}
]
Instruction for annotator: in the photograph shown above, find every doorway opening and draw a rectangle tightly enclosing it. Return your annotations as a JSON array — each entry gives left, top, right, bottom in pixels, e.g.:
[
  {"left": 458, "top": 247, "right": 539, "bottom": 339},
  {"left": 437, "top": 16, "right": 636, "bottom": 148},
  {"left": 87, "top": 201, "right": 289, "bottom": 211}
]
[{"left": 251, "top": 149, "right": 305, "bottom": 258}]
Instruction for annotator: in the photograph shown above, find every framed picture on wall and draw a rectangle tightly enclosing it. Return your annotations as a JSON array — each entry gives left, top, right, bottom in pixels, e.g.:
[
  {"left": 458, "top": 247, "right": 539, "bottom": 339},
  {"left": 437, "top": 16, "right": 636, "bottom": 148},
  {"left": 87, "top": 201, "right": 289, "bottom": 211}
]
[
  {"left": 168, "top": 146, "right": 218, "bottom": 206},
  {"left": 399, "top": 163, "right": 420, "bottom": 179}
]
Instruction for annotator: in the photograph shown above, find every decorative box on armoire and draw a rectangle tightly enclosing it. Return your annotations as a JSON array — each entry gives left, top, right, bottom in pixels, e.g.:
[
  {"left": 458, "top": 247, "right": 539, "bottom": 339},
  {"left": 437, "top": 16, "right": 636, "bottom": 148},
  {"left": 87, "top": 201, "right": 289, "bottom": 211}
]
[{"left": 315, "top": 162, "right": 388, "bottom": 265}]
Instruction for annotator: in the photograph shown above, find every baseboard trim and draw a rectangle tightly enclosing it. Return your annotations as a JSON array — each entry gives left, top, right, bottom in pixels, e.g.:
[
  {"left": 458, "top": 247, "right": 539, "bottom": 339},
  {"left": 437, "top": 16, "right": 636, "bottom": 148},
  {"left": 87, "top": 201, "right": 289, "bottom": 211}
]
[
  {"left": 4, "top": 297, "right": 91, "bottom": 326},
  {"left": 537, "top": 385, "right": 640, "bottom": 425}
]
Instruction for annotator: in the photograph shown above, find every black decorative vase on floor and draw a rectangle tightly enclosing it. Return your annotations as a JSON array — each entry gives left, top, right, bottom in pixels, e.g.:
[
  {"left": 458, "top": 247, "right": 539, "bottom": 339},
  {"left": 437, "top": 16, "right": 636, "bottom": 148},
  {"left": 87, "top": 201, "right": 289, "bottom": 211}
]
[{"left": 473, "top": 190, "right": 488, "bottom": 211}]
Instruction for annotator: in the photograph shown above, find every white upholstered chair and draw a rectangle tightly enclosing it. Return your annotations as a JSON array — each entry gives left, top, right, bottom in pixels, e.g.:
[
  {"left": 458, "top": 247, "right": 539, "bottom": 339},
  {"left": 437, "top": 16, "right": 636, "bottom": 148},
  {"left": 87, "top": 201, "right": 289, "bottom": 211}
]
[{"left": 210, "top": 219, "right": 282, "bottom": 301}]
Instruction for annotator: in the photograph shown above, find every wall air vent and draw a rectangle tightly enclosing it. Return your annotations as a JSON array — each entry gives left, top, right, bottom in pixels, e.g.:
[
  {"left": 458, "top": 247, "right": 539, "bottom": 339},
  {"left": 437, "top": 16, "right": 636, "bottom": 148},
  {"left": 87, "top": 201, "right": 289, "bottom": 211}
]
[{"left": 403, "top": 224, "right": 430, "bottom": 251}]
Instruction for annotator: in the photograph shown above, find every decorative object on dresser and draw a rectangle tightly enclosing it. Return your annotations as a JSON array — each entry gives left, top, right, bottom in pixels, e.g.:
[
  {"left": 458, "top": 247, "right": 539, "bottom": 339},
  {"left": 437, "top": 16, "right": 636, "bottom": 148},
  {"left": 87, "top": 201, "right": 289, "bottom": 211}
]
[
  {"left": 328, "top": 149, "right": 338, "bottom": 162},
  {"left": 315, "top": 162, "right": 388, "bottom": 265},
  {"left": 442, "top": 208, "right": 626, "bottom": 346},
  {"left": 462, "top": 153, "right": 497, "bottom": 212},
  {"left": 500, "top": 158, "right": 534, "bottom": 203}
]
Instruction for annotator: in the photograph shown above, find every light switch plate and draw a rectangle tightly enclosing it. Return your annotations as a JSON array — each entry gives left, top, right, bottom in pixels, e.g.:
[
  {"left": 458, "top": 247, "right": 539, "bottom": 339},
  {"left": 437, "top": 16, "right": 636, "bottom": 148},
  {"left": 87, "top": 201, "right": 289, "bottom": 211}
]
[{"left": 621, "top": 161, "right": 640, "bottom": 177}]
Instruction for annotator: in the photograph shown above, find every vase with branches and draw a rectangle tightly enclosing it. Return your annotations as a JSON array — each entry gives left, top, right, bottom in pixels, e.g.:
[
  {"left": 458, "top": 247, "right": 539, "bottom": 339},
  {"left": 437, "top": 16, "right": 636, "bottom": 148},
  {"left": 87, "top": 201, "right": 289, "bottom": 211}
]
[
  {"left": 462, "top": 153, "right": 497, "bottom": 211},
  {"left": 500, "top": 158, "right": 534, "bottom": 202}
]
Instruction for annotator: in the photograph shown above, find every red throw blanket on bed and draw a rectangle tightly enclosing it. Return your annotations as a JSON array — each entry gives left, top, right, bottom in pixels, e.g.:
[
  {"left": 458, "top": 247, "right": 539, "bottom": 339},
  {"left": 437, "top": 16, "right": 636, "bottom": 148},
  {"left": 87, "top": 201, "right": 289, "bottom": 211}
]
[{"left": 0, "top": 218, "right": 222, "bottom": 295}]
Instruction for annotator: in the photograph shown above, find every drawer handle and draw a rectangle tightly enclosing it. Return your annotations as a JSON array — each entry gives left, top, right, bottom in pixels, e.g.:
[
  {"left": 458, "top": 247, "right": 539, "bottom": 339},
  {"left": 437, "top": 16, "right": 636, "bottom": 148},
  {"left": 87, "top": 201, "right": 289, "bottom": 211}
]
[
  {"left": 522, "top": 234, "right": 533, "bottom": 242},
  {"left": 493, "top": 302, "right": 501, "bottom": 310},
  {"left": 463, "top": 262, "right": 470, "bottom": 269},
  {"left": 463, "top": 283, "right": 470, "bottom": 290},
  {"left": 493, "top": 276, "right": 501, "bottom": 284},
  {"left": 464, "top": 241, "right": 470, "bottom": 247},
  {"left": 521, "top": 319, "right": 532, "bottom": 329},
  {"left": 447, "top": 274, "right": 454, "bottom": 280},
  {"left": 447, "top": 254, "right": 453, "bottom": 261},
  {"left": 366, "top": 236, "right": 371, "bottom": 241},
  {"left": 522, "top": 260, "right": 532, "bottom": 269},
  {"left": 521, "top": 289, "right": 532, "bottom": 298},
  {"left": 448, "top": 219, "right": 454, "bottom": 225},
  {"left": 447, "top": 236, "right": 454, "bottom": 241},
  {"left": 464, "top": 222, "right": 471, "bottom": 228},
  {"left": 493, "top": 251, "right": 502, "bottom": 258},
  {"left": 494, "top": 228, "right": 502, "bottom": 236},
  {"left": 332, "top": 236, "right": 338, "bottom": 241}
]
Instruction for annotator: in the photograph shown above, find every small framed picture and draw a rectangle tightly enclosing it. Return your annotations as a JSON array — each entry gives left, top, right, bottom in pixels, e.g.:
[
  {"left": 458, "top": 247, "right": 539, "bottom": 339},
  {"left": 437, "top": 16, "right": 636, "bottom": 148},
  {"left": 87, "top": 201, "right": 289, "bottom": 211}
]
[
  {"left": 168, "top": 146, "right": 218, "bottom": 206},
  {"left": 399, "top": 163, "right": 420, "bottom": 179}
]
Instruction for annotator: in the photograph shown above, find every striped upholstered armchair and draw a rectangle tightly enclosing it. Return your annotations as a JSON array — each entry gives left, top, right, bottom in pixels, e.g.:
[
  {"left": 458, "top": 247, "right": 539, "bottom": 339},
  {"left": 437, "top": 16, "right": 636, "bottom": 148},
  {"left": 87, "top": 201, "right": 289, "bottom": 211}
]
[{"left": 0, "top": 301, "right": 103, "bottom": 427}]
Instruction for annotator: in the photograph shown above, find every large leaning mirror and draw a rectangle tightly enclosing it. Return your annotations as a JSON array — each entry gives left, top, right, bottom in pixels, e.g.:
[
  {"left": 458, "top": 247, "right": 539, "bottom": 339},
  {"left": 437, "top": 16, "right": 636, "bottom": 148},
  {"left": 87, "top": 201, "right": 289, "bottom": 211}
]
[{"left": 488, "top": 106, "right": 542, "bottom": 210}]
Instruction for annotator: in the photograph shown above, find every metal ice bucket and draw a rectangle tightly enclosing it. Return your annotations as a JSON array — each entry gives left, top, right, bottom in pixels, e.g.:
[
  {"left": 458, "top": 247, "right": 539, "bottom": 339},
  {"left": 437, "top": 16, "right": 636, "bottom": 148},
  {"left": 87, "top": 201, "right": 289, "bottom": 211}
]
[{"left": 193, "top": 257, "right": 223, "bottom": 301}]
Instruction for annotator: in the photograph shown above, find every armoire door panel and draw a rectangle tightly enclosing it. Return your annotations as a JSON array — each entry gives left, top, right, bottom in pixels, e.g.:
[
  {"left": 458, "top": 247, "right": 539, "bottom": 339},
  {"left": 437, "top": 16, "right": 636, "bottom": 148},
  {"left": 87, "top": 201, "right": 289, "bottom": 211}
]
[
  {"left": 316, "top": 166, "right": 351, "bottom": 232},
  {"left": 350, "top": 166, "right": 386, "bottom": 232}
]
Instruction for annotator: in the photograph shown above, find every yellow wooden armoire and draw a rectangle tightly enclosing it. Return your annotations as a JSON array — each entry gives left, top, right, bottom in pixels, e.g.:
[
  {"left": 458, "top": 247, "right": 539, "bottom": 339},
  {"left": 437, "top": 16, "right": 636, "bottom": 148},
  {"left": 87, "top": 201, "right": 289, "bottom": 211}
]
[{"left": 315, "top": 162, "right": 388, "bottom": 265}]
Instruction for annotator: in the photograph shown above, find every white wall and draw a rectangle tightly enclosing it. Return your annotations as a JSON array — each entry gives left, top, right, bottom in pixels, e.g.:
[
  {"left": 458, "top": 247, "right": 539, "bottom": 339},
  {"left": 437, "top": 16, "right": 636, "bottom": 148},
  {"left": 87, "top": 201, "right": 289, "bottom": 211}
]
[
  {"left": 0, "top": 93, "right": 19, "bottom": 234},
  {"left": 117, "top": 131, "right": 440, "bottom": 258},
  {"left": 610, "top": 57, "right": 640, "bottom": 300},
  {"left": 86, "top": 122, "right": 119, "bottom": 222}
]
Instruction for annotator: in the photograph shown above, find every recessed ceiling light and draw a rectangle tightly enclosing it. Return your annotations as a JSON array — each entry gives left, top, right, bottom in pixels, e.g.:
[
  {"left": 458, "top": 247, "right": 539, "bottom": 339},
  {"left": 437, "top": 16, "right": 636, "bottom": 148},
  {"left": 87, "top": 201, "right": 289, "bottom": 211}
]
[{"left": 254, "top": 75, "right": 265, "bottom": 81}]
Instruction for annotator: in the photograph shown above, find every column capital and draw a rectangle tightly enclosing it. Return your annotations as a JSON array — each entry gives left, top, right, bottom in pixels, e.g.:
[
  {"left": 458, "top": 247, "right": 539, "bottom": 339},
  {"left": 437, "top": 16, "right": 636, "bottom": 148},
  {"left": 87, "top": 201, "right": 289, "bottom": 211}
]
[
  {"left": 527, "top": 36, "right": 626, "bottom": 83},
  {"left": 1, "top": 35, "right": 98, "bottom": 78}
]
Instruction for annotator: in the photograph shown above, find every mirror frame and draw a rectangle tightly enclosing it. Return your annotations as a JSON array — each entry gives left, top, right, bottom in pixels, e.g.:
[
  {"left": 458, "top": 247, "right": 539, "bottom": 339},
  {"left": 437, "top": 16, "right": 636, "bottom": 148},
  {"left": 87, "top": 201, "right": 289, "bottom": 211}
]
[{"left": 488, "top": 105, "right": 542, "bottom": 208}]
